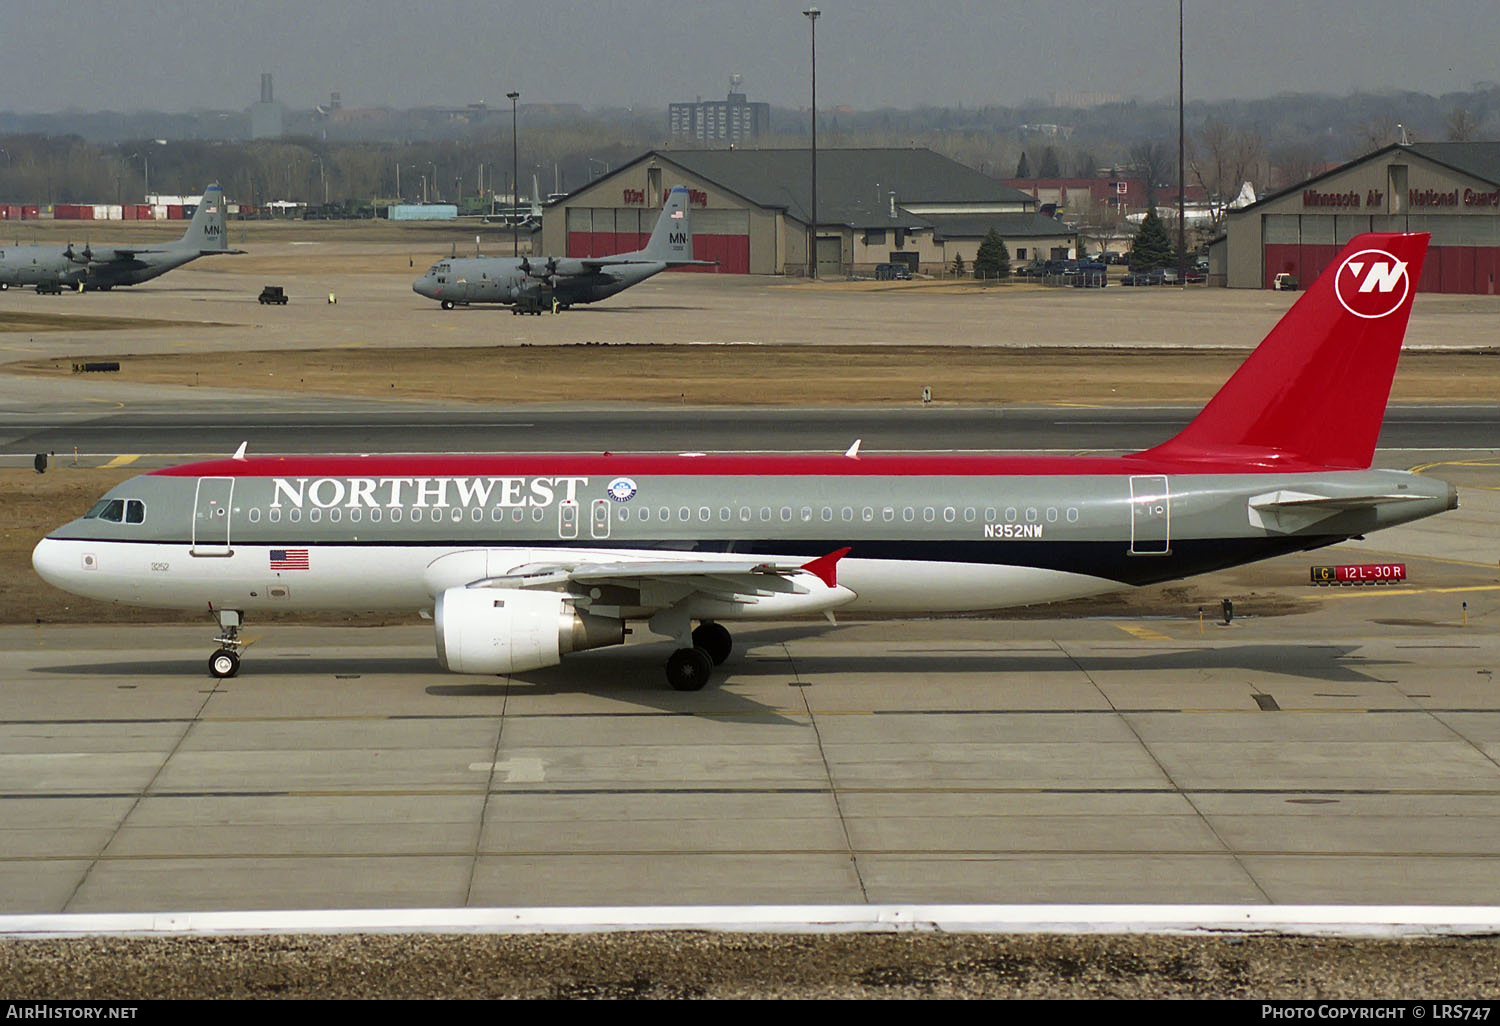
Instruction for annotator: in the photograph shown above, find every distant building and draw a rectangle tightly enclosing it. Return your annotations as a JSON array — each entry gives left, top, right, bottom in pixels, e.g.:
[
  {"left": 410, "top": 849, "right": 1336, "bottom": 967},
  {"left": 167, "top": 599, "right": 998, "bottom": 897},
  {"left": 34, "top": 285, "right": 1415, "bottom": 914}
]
[
  {"left": 669, "top": 77, "right": 770, "bottom": 145},
  {"left": 1003, "top": 177, "right": 1148, "bottom": 216},
  {"left": 1222, "top": 140, "right": 1500, "bottom": 292},
  {"left": 1047, "top": 91, "right": 1124, "bottom": 109},
  {"left": 541, "top": 147, "right": 1075, "bottom": 276},
  {"left": 249, "top": 73, "right": 283, "bottom": 140}
]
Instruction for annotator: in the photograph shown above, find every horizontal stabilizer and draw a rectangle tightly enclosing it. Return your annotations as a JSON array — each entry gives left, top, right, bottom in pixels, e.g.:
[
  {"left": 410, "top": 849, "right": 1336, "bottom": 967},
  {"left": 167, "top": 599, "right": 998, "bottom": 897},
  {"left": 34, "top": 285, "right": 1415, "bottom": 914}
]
[{"left": 1248, "top": 489, "right": 1427, "bottom": 532}]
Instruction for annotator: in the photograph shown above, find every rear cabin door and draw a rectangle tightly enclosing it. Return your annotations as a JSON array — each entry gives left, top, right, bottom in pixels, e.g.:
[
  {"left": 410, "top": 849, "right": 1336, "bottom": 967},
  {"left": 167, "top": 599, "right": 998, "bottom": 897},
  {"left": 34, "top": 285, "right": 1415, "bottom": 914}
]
[
  {"left": 1129, "top": 475, "right": 1170, "bottom": 556},
  {"left": 192, "top": 477, "right": 234, "bottom": 556}
]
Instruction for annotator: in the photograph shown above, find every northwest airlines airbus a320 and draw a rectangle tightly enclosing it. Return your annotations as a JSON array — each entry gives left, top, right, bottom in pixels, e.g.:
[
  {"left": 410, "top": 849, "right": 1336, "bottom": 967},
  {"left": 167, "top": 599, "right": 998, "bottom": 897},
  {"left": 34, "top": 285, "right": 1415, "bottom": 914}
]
[{"left": 34, "top": 233, "right": 1455, "bottom": 690}]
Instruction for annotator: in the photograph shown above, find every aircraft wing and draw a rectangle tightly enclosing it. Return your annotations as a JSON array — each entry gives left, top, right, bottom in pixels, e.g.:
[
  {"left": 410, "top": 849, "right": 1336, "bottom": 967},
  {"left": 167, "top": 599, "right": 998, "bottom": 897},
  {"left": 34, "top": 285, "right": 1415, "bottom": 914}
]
[
  {"left": 574, "top": 255, "right": 717, "bottom": 271},
  {"left": 476, "top": 549, "right": 852, "bottom": 606},
  {"left": 94, "top": 247, "right": 166, "bottom": 261}
]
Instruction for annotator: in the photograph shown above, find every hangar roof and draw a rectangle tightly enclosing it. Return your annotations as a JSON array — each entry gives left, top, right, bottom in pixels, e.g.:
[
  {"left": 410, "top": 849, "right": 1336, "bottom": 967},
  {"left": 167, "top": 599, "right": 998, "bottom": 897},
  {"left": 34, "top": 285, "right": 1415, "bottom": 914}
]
[
  {"left": 1404, "top": 142, "right": 1500, "bottom": 185},
  {"left": 637, "top": 148, "right": 1035, "bottom": 227},
  {"left": 923, "top": 212, "right": 1077, "bottom": 240}
]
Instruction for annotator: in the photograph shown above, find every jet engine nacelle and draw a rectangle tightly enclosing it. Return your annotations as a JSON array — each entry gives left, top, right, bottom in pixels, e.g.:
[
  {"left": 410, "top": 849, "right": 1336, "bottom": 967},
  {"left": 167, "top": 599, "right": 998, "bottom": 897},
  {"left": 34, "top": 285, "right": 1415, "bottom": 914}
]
[{"left": 434, "top": 586, "right": 624, "bottom": 675}]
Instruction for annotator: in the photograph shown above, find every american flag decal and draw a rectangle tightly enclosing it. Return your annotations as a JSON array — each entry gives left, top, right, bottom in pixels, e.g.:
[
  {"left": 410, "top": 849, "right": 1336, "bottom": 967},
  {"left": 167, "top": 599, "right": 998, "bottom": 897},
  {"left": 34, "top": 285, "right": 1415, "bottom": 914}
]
[
  {"left": 670, "top": 209, "right": 684, "bottom": 219},
  {"left": 270, "top": 548, "right": 309, "bottom": 570}
]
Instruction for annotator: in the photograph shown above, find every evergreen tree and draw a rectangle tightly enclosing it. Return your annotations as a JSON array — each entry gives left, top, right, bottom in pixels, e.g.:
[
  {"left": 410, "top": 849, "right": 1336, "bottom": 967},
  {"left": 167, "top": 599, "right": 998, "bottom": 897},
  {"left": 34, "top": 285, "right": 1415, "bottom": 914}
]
[
  {"left": 1038, "top": 147, "right": 1061, "bottom": 178},
  {"left": 973, "top": 229, "right": 1011, "bottom": 280},
  {"left": 1129, "top": 208, "right": 1174, "bottom": 271},
  {"left": 951, "top": 253, "right": 966, "bottom": 277},
  {"left": 1015, "top": 151, "right": 1032, "bottom": 178}
]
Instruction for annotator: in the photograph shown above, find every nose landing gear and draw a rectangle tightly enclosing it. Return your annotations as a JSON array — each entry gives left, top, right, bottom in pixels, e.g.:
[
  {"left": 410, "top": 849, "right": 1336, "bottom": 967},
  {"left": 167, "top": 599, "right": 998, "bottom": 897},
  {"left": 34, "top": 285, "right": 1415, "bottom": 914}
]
[{"left": 208, "top": 609, "right": 245, "bottom": 679}]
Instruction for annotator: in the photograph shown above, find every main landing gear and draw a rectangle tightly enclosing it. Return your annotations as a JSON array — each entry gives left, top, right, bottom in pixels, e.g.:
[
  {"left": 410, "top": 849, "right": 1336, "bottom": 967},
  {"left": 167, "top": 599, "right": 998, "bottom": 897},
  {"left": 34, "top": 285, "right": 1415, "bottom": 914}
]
[
  {"left": 208, "top": 609, "right": 245, "bottom": 679},
  {"left": 663, "top": 621, "right": 733, "bottom": 692}
]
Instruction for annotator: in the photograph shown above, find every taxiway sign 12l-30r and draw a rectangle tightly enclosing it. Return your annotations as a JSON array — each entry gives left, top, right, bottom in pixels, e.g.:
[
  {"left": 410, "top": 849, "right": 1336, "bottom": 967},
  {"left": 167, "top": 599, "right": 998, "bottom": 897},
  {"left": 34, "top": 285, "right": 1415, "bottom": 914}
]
[
  {"left": 411, "top": 184, "right": 711, "bottom": 313},
  {"left": 35, "top": 233, "right": 1456, "bottom": 690},
  {"left": 0, "top": 183, "right": 242, "bottom": 293}
]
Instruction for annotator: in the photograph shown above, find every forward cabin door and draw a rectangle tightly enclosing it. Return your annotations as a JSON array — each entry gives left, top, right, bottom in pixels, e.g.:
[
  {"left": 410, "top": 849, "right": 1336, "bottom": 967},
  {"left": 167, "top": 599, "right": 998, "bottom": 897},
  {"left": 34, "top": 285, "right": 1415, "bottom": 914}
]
[
  {"left": 191, "top": 477, "right": 234, "bottom": 556},
  {"left": 1129, "top": 475, "right": 1170, "bottom": 555}
]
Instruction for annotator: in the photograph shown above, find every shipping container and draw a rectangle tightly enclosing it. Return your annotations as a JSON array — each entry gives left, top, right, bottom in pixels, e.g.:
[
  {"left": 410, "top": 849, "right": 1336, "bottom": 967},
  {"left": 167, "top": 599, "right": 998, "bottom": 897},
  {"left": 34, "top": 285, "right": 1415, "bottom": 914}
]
[
  {"left": 0, "top": 205, "right": 19, "bottom": 220},
  {"left": 167, "top": 205, "right": 183, "bottom": 220},
  {"left": 22, "top": 206, "right": 38, "bottom": 219},
  {"left": 387, "top": 203, "right": 459, "bottom": 221},
  {"left": 181, "top": 204, "right": 196, "bottom": 218},
  {"left": 107, "top": 205, "right": 123, "bottom": 220},
  {"left": 92, "top": 205, "right": 109, "bottom": 220},
  {"left": 152, "top": 205, "right": 168, "bottom": 220}
]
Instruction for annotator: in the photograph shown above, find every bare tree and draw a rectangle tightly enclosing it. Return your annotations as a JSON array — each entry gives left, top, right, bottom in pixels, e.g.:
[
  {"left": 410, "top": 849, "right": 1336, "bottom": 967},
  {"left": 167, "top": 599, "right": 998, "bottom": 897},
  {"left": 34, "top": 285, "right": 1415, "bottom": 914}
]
[
  {"left": 1269, "top": 142, "right": 1325, "bottom": 190},
  {"left": 1128, "top": 140, "right": 1174, "bottom": 208},
  {"left": 1446, "top": 107, "right": 1478, "bottom": 141}
]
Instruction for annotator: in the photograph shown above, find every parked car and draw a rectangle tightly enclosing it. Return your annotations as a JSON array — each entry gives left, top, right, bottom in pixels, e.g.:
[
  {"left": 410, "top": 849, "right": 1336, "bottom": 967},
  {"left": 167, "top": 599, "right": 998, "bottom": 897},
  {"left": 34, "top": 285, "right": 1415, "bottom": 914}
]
[
  {"left": 1120, "top": 269, "right": 1163, "bottom": 286},
  {"left": 874, "top": 262, "right": 913, "bottom": 281},
  {"left": 1069, "top": 261, "right": 1108, "bottom": 287},
  {"left": 1272, "top": 272, "right": 1299, "bottom": 291}
]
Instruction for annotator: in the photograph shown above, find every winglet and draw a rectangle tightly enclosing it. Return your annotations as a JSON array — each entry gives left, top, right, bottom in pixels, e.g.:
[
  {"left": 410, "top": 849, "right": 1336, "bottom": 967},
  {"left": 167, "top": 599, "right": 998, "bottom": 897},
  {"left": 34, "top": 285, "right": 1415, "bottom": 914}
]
[
  {"left": 844, "top": 438, "right": 862, "bottom": 459},
  {"left": 801, "top": 547, "right": 852, "bottom": 588},
  {"left": 232, "top": 441, "right": 248, "bottom": 461}
]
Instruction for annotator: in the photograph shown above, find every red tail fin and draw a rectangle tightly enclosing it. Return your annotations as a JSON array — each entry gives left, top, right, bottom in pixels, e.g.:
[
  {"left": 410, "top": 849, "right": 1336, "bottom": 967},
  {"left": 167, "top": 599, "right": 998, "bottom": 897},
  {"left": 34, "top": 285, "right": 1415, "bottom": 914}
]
[{"left": 1140, "top": 232, "right": 1428, "bottom": 469}]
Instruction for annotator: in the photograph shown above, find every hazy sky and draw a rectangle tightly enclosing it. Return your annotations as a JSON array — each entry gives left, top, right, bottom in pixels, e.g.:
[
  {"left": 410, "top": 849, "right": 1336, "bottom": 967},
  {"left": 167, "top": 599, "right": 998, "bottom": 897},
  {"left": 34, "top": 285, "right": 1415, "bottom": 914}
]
[{"left": 4, "top": 0, "right": 1495, "bottom": 114}]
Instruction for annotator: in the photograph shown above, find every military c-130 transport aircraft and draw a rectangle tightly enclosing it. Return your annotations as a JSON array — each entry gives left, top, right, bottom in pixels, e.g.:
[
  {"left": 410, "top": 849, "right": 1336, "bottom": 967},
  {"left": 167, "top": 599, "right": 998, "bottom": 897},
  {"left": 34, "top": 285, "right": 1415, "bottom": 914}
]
[
  {"left": 0, "top": 183, "right": 242, "bottom": 292},
  {"left": 36, "top": 233, "right": 1455, "bottom": 690},
  {"left": 411, "top": 184, "right": 712, "bottom": 312}
]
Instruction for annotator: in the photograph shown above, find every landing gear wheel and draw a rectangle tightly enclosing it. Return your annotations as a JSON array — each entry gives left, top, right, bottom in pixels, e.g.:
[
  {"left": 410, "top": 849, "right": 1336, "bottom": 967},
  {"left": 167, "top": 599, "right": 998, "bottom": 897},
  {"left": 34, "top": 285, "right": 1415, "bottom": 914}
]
[
  {"left": 692, "top": 622, "right": 733, "bottom": 666},
  {"left": 441, "top": 300, "right": 454, "bottom": 310},
  {"left": 209, "top": 648, "right": 240, "bottom": 679},
  {"left": 665, "top": 647, "right": 713, "bottom": 692}
]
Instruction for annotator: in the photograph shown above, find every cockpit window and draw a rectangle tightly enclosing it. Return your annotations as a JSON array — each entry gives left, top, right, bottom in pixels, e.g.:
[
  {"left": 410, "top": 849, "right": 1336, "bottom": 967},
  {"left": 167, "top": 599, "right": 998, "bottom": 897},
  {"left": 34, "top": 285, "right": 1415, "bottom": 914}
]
[
  {"left": 83, "top": 498, "right": 145, "bottom": 524},
  {"left": 85, "top": 499, "right": 125, "bottom": 522}
]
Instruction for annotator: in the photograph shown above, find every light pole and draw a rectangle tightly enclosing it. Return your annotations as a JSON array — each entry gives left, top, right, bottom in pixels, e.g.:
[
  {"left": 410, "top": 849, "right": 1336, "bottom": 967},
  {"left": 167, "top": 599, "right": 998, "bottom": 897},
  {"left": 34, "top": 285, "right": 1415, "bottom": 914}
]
[
  {"left": 129, "top": 151, "right": 149, "bottom": 200},
  {"left": 1177, "top": 0, "right": 1186, "bottom": 288},
  {"left": 803, "top": 6, "right": 820, "bottom": 279},
  {"left": 312, "top": 156, "right": 326, "bottom": 206},
  {"left": 507, "top": 91, "right": 520, "bottom": 255}
]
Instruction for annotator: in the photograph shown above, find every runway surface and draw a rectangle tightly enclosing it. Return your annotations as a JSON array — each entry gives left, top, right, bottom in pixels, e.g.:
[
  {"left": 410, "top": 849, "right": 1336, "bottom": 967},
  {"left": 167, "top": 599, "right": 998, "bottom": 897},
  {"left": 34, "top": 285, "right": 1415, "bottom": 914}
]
[
  {"left": 2, "top": 402, "right": 1497, "bottom": 459},
  {"left": 5, "top": 586, "right": 1500, "bottom": 914}
]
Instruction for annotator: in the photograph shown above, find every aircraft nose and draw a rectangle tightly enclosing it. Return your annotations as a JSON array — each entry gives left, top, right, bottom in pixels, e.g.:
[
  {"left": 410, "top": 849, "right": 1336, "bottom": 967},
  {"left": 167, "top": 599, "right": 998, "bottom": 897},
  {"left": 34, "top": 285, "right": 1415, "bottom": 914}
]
[
  {"left": 412, "top": 278, "right": 431, "bottom": 298},
  {"left": 31, "top": 537, "right": 75, "bottom": 591}
]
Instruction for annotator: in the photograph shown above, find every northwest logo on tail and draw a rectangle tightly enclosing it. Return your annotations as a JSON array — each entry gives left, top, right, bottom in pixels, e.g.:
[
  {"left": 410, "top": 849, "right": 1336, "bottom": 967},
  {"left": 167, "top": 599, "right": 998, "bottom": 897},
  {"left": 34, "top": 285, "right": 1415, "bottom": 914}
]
[{"left": 1335, "top": 248, "right": 1410, "bottom": 319}]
